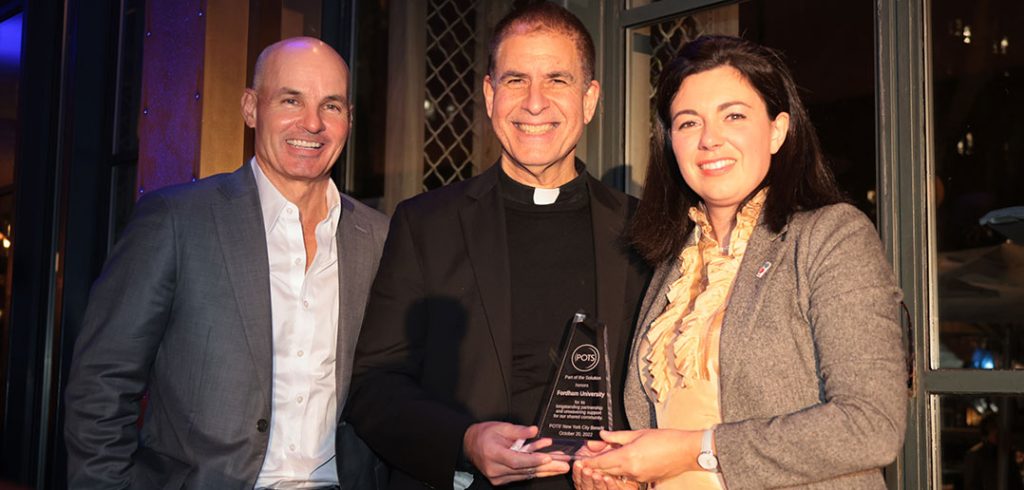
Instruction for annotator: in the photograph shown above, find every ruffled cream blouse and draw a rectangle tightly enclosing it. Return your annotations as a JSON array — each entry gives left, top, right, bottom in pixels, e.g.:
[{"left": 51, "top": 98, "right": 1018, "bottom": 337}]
[{"left": 639, "top": 189, "right": 767, "bottom": 489}]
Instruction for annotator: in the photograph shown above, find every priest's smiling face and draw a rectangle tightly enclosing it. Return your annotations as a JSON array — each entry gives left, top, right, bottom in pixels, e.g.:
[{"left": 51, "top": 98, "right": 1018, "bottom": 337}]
[{"left": 484, "top": 28, "right": 600, "bottom": 186}]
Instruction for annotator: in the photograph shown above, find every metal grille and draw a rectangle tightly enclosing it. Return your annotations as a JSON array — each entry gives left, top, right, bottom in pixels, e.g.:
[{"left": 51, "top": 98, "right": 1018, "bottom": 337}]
[
  {"left": 423, "top": 0, "right": 480, "bottom": 191},
  {"left": 649, "top": 16, "right": 701, "bottom": 106}
]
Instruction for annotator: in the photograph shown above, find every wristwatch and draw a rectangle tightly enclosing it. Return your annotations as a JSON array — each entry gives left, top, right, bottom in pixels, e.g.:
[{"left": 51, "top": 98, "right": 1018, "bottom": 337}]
[{"left": 697, "top": 428, "right": 719, "bottom": 473}]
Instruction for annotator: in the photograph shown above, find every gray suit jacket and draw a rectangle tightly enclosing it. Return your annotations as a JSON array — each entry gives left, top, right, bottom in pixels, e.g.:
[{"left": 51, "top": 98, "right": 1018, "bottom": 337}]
[
  {"left": 624, "top": 204, "right": 907, "bottom": 489},
  {"left": 64, "top": 164, "right": 389, "bottom": 489}
]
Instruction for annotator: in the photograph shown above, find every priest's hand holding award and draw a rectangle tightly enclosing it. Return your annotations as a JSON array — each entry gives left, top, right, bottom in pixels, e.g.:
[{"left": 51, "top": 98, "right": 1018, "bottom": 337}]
[
  {"left": 464, "top": 311, "right": 614, "bottom": 486},
  {"left": 462, "top": 422, "right": 570, "bottom": 485}
]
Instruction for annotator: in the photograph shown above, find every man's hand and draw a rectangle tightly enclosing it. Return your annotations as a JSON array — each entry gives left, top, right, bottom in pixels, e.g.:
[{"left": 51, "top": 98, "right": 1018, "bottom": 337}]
[{"left": 463, "top": 421, "right": 571, "bottom": 485}]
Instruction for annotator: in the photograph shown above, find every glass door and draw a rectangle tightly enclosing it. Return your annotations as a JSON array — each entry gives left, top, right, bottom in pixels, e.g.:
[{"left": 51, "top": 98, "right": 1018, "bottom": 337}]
[
  {"left": 0, "top": 8, "right": 22, "bottom": 439},
  {"left": 926, "top": 1, "right": 1024, "bottom": 489}
]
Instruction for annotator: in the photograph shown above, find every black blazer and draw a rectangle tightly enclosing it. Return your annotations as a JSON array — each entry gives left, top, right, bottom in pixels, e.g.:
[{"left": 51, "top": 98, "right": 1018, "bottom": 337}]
[{"left": 347, "top": 163, "right": 650, "bottom": 489}]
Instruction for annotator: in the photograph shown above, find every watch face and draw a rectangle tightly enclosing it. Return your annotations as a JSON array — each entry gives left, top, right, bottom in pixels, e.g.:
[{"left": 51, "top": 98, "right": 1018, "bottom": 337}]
[{"left": 698, "top": 452, "right": 718, "bottom": 471}]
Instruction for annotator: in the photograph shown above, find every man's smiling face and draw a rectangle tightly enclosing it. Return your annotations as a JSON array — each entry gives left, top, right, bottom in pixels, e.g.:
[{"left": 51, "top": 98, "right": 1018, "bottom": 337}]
[
  {"left": 484, "top": 28, "right": 600, "bottom": 180},
  {"left": 242, "top": 40, "right": 351, "bottom": 188}
]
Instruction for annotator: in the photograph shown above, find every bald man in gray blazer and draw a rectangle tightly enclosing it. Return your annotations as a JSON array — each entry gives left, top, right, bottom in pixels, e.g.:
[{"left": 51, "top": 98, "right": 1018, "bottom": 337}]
[{"left": 64, "top": 38, "right": 388, "bottom": 488}]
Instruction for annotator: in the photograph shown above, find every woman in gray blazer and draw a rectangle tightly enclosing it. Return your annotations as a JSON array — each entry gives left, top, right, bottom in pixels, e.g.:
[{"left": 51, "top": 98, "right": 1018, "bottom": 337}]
[{"left": 573, "top": 36, "right": 906, "bottom": 489}]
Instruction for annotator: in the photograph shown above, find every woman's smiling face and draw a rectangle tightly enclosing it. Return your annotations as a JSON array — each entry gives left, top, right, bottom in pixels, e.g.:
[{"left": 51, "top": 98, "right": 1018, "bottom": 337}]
[{"left": 669, "top": 65, "right": 790, "bottom": 218}]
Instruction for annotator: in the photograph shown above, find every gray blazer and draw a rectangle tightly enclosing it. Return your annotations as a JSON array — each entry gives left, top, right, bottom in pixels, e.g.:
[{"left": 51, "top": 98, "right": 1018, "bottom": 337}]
[
  {"left": 64, "top": 165, "right": 389, "bottom": 489},
  {"left": 624, "top": 203, "right": 907, "bottom": 489}
]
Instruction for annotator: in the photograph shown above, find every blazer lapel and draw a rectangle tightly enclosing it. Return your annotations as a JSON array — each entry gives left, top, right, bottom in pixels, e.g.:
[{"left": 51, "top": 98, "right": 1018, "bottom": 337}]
[
  {"left": 458, "top": 166, "right": 513, "bottom": 409},
  {"left": 212, "top": 167, "right": 273, "bottom": 408},
  {"left": 335, "top": 196, "right": 375, "bottom": 412},
  {"left": 719, "top": 221, "right": 789, "bottom": 390}
]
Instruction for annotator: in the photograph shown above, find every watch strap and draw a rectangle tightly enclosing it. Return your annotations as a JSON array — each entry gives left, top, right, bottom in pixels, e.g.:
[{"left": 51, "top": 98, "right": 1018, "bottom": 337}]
[
  {"left": 698, "top": 428, "right": 719, "bottom": 472},
  {"left": 701, "top": 428, "right": 714, "bottom": 454}
]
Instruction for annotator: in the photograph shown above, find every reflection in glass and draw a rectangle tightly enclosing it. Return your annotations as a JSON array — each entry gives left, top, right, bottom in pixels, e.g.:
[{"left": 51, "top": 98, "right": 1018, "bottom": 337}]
[
  {"left": 0, "top": 11, "right": 20, "bottom": 425},
  {"left": 0, "top": 12, "right": 20, "bottom": 189},
  {"left": 932, "top": 0, "right": 1024, "bottom": 370},
  {"left": 281, "top": 0, "right": 322, "bottom": 38},
  {"left": 940, "top": 395, "right": 1024, "bottom": 490},
  {"left": 624, "top": 1, "right": 878, "bottom": 224},
  {"left": 349, "top": 0, "right": 389, "bottom": 205},
  {"left": 0, "top": 194, "right": 12, "bottom": 362}
]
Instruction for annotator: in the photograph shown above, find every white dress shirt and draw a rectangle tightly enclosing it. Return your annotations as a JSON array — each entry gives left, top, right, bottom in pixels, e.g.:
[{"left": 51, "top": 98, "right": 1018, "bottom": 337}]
[{"left": 252, "top": 160, "right": 342, "bottom": 488}]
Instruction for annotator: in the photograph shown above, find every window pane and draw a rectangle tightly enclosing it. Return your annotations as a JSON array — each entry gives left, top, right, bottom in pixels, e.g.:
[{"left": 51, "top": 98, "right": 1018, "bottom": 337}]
[
  {"left": 282, "top": 0, "right": 322, "bottom": 38},
  {"left": 0, "top": 12, "right": 20, "bottom": 189},
  {"left": 349, "top": 0, "right": 388, "bottom": 206},
  {"left": 931, "top": 0, "right": 1024, "bottom": 370},
  {"left": 0, "top": 193, "right": 13, "bottom": 388},
  {"left": 939, "top": 394, "right": 1024, "bottom": 490},
  {"left": 0, "top": 11, "right": 20, "bottom": 422}
]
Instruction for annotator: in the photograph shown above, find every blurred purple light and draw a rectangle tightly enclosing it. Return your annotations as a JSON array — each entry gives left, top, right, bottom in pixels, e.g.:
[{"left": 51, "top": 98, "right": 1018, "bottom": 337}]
[{"left": 0, "top": 13, "right": 23, "bottom": 68}]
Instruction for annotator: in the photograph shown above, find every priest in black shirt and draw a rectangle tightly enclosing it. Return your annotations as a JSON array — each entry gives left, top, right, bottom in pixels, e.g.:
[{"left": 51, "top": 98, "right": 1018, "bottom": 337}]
[
  {"left": 347, "top": 3, "right": 650, "bottom": 489},
  {"left": 503, "top": 166, "right": 596, "bottom": 435}
]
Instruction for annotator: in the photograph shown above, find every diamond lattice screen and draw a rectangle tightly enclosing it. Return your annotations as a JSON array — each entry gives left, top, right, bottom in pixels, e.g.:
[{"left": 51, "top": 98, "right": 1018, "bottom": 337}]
[
  {"left": 649, "top": 16, "right": 701, "bottom": 108},
  {"left": 423, "top": 0, "right": 480, "bottom": 191}
]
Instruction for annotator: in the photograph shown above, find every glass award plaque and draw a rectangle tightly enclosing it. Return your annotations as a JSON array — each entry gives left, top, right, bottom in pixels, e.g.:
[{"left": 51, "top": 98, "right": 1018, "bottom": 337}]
[{"left": 533, "top": 311, "right": 613, "bottom": 455}]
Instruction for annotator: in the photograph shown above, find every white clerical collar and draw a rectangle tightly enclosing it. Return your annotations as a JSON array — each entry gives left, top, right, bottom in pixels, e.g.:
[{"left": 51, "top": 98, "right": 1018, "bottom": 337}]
[{"left": 533, "top": 187, "right": 560, "bottom": 205}]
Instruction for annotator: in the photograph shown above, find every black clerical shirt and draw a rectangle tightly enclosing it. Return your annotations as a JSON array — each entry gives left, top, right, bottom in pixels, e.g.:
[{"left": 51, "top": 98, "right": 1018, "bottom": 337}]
[{"left": 499, "top": 168, "right": 598, "bottom": 432}]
